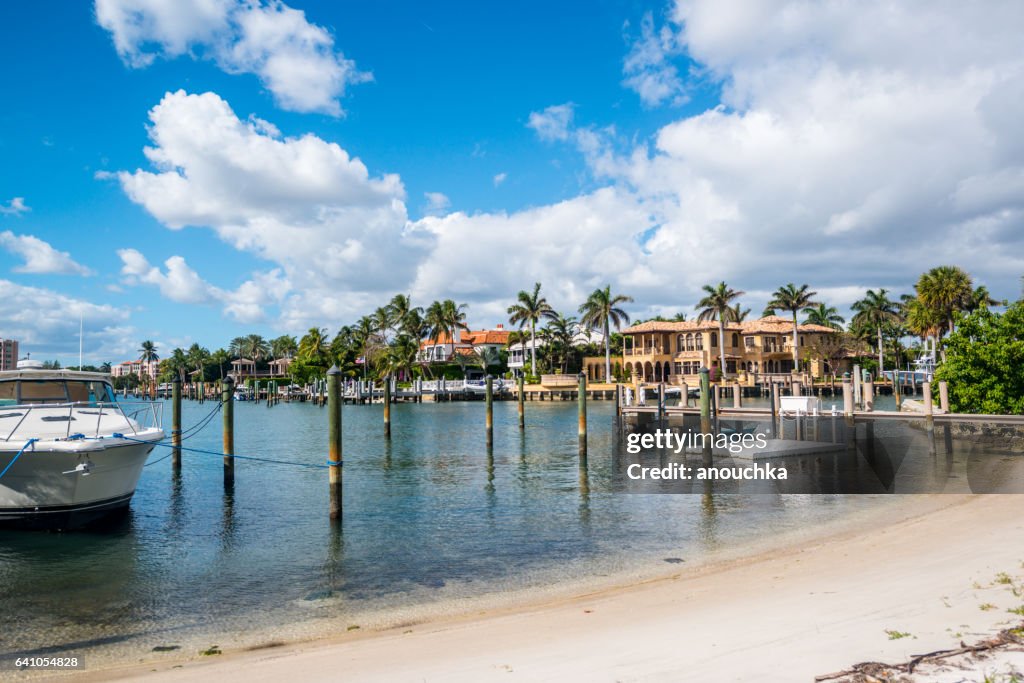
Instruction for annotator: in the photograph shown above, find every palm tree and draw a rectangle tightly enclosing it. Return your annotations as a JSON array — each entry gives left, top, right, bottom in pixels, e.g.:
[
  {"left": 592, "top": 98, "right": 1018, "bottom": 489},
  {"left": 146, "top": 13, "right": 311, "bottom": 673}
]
[
  {"left": 270, "top": 335, "right": 297, "bottom": 360},
  {"left": 168, "top": 347, "right": 189, "bottom": 383},
  {"left": 965, "top": 285, "right": 1003, "bottom": 313},
  {"left": 186, "top": 343, "right": 210, "bottom": 380},
  {"left": 542, "top": 313, "right": 579, "bottom": 373},
  {"left": 424, "top": 301, "right": 449, "bottom": 362},
  {"left": 802, "top": 302, "right": 844, "bottom": 330},
  {"left": 507, "top": 283, "right": 555, "bottom": 376},
  {"left": 473, "top": 346, "right": 503, "bottom": 373},
  {"left": 696, "top": 282, "right": 744, "bottom": 379},
  {"left": 578, "top": 285, "right": 633, "bottom": 382},
  {"left": 672, "top": 312, "right": 688, "bottom": 322},
  {"left": 242, "top": 334, "right": 269, "bottom": 362},
  {"left": 210, "top": 348, "right": 231, "bottom": 380},
  {"left": 228, "top": 336, "right": 246, "bottom": 358},
  {"left": 729, "top": 304, "right": 752, "bottom": 323},
  {"left": 387, "top": 294, "right": 423, "bottom": 338},
  {"left": 851, "top": 288, "right": 901, "bottom": 373},
  {"left": 138, "top": 340, "right": 159, "bottom": 362},
  {"left": 767, "top": 283, "right": 818, "bottom": 370},
  {"left": 442, "top": 299, "right": 470, "bottom": 360},
  {"left": 298, "top": 327, "right": 330, "bottom": 369},
  {"left": 380, "top": 334, "right": 419, "bottom": 380},
  {"left": 915, "top": 265, "right": 973, "bottom": 336}
]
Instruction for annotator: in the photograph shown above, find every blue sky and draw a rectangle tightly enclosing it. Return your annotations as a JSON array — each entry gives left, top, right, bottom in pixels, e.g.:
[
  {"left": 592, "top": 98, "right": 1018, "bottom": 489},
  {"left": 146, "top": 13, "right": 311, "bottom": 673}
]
[{"left": 0, "top": 1, "right": 1022, "bottom": 363}]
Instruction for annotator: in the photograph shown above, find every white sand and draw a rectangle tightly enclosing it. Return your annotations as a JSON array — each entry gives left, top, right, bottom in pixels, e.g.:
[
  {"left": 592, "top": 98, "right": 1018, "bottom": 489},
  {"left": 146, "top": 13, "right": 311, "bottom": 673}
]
[{"left": 57, "top": 494, "right": 1024, "bottom": 682}]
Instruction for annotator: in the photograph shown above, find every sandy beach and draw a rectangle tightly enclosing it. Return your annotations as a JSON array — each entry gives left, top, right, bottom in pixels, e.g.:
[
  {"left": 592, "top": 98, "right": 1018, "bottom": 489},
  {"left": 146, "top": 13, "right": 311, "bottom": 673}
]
[{"left": 46, "top": 494, "right": 1022, "bottom": 683}]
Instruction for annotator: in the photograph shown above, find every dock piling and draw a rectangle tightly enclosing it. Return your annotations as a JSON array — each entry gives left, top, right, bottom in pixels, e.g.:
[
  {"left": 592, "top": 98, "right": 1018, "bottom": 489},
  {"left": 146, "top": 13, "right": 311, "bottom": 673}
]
[
  {"left": 518, "top": 375, "right": 525, "bottom": 428},
  {"left": 485, "top": 375, "right": 494, "bottom": 447},
  {"left": 383, "top": 375, "right": 391, "bottom": 438},
  {"left": 939, "top": 381, "right": 949, "bottom": 413},
  {"left": 842, "top": 374, "right": 853, "bottom": 418},
  {"left": 733, "top": 382, "right": 742, "bottom": 409},
  {"left": 699, "top": 368, "right": 712, "bottom": 465},
  {"left": 171, "top": 377, "right": 181, "bottom": 471},
  {"left": 578, "top": 373, "right": 587, "bottom": 456},
  {"left": 222, "top": 376, "right": 234, "bottom": 485},
  {"left": 864, "top": 375, "right": 874, "bottom": 412},
  {"left": 327, "top": 366, "right": 343, "bottom": 520}
]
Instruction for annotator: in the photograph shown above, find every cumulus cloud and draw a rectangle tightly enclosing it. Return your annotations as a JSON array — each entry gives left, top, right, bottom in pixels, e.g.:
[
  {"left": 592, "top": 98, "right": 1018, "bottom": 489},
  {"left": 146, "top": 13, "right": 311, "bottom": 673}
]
[
  {"left": 0, "top": 197, "right": 30, "bottom": 215},
  {"left": 110, "top": 90, "right": 423, "bottom": 327},
  {"left": 527, "top": 103, "right": 575, "bottom": 142},
  {"left": 0, "top": 279, "right": 134, "bottom": 359},
  {"left": 622, "top": 12, "right": 687, "bottom": 107},
  {"left": 422, "top": 191, "right": 451, "bottom": 216},
  {"left": 95, "top": 0, "right": 370, "bottom": 115},
  {"left": 117, "top": 247, "right": 289, "bottom": 323},
  {"left": 0, "top": 231, "right": 93, "bottom": 275}
]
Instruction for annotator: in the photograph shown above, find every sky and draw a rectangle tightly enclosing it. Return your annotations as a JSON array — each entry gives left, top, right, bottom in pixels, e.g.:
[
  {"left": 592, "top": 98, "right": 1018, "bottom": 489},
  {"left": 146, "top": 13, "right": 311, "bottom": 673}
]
[{"left": 0, "top": 0, "right": 1022, "bottom": 364}]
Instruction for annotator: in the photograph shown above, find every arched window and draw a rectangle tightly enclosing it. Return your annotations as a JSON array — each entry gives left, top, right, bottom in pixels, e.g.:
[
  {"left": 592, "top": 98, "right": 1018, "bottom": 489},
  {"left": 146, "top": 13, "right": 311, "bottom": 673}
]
[
  {"left": 710, "top": 332, "right": 718, "bottom": 348},
  {"left": 732, "top": 333, "right": 739, "bottom": 348},
  {"left": 695, "top": 333, "right": 703, "bottom": 350},
  {"left": 676, "top": 334, "right": 685, "bottom": 353}
]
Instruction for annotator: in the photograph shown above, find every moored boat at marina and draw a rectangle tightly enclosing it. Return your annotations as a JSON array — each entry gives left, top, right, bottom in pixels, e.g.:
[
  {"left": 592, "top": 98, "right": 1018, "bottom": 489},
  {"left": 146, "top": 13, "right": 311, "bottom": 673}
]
[{"left": 0, "top": 360, "right": 164, "bottom": 529}]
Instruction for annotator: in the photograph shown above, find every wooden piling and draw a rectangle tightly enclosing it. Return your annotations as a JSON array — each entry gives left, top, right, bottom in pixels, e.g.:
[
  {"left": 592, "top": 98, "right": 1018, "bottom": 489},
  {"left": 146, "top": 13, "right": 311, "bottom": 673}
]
[
  {"left": 222, "top": 377, "right": 234, "bottom": 484},
  {"left": 485, "top": 375, "right": 494, "bottom": 447},
  {"left": 864, "top": 376, "right": 874, "bottom": 412},
  {"left": 578, "top": 373, "right": 587, "bottom": 456},
  {"left": 923, "top": 381, "right": 933, "bottom": 417},
  {"left": 680, "top": 381, "right": 688, "bottom": 408},
  {"left": 893, "top": 372, "right": 902, "bottom": 410},
  {"left": 939, "top": 381, "right": 949, "bottom": 413},
  {"left": 518, "top": 374, "right": 526, "bottom": 428},
  {"left": 171, "top": 377, "right": 182, "bottom": 471},
  {"left": 327, "top": 366, "right": 342, "bottom": 520},
  {"left": 733, "top": 382, "right": 742, "bottom": 408},
  {"left": 699, "top": 368, "right": 712, "bottom": 465},
  {"left": 853, "top": 363, "right": 861, "bottom": 408},
  {"left": 383, "top": 375, "right": 391, "bottom": 438},
  {"left": 842, "top": 374, "right": 853, "bottom": 417}
]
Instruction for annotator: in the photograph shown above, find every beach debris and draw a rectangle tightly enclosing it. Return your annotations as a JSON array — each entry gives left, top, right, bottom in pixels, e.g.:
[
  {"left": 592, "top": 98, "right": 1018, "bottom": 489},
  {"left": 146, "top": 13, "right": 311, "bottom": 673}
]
[
  {"left": 815, "top": 622, "right": 1024, "bottom": 681},
  {"left": 151, "top": 645, "right": 180, "bottom": 652},
  {"left": 199, "top": 646, "right": 221, "bottom": 656},
  {"left": 663, "top": 557, "right": 685, "bottom": 564}
]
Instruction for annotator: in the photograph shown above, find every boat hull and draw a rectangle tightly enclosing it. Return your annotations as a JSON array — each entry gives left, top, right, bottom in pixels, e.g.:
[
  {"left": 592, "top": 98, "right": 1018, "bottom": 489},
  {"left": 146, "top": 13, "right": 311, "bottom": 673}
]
[{"left": 0, "top": 434, "right": 160, "bottom": 530}]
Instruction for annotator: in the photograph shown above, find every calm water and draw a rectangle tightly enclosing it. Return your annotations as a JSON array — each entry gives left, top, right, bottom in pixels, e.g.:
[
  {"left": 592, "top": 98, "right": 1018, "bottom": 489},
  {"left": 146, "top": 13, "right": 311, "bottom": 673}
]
[{"left": 0, "top": 398, "right": 917, "bottom": 666}]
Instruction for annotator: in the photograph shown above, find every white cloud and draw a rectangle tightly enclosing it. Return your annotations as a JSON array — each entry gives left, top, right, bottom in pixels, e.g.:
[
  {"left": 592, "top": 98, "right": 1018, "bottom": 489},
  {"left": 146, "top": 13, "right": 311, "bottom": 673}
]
[
  {"left": 527, "top": 103, "right": 575, "bottom": 142},
  {"left": 95, "top": 0, "right": 370, "bottom": 115},
  {"left": 422, "top": 191, "right": 451, "bottom": 216},
  {"left": 0, "top": 197, "right": 30, "bottom": 215},
  {"left": 0, "top": 279, "right": 134, "bottom": 360},
  {"left": 493, "top": 172, "right": 507, "bottom": 187},
  {"left": 622, "top": 12, "right": 687, "bottom": 107},
  {"left": 0, "top": 231, "right": 93, "bottom": 275},
  {"left": 117, "top": 247, "right": 290, "bottom": 323},
  {"left": 111, "top": 91, "right": 423, "bottom": 326}
]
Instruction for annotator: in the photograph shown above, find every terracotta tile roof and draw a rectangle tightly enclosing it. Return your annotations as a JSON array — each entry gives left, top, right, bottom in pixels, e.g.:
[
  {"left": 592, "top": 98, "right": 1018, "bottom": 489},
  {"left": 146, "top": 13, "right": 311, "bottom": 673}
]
[{"left": 419, "top": 329, "right": 510, "bottom": 349}]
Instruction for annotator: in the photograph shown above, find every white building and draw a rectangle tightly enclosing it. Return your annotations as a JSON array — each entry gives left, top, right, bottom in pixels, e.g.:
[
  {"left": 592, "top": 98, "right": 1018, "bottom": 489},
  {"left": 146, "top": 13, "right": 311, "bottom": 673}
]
[{"left": 508, "top": 325, "right": 605, "bottom": 375}]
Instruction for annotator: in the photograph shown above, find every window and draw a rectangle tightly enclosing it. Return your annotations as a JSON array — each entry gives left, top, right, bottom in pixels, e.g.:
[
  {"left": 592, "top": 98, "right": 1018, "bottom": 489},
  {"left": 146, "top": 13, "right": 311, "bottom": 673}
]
[
  {"left": 676, "top": 334, "right": 685, "bottom": 353},
  {"left": 19, "top": 380, "right": 67, "bottom": 404},
  {"left": 731, "top": 333, "right": 739, "bottom": 348},
  {"left": 0, "top": 382, "right": 15, "bottom": 406},
  {"left": 695, "top": 334, "right": 703, "bottom": 350},
  {"left": 710, "top": 332, "right": 718, "bottom": 348},
  {"left": 800, "top": 336, "right": 805, "bottom": 347},
  {"left": 744, "top": 336, "right": 756, "bottom": 349}
]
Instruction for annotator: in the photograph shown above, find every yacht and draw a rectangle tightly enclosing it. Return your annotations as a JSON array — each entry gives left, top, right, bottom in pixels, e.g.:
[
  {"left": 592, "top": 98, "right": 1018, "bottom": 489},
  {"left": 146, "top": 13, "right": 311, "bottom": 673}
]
[{"left": 0, "top": 360, "right": 164, "bottom": 529}]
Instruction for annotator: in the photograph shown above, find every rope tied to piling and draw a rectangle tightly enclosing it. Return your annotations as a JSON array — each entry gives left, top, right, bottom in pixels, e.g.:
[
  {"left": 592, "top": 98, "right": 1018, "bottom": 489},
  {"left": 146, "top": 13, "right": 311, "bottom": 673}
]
[
  {"left": 0, "top": 438, "right": 39, "bottom": 481},
  {"left": 114, "top": 433, "right": 331, "bottom": 470}
]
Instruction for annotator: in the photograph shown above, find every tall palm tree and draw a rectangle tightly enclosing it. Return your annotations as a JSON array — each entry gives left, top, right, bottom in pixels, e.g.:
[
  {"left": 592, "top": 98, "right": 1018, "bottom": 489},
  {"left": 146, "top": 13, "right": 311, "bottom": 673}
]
[
  {"left": 424, "top": 301, "right": 449, "bottom": 362},
  {"left": 298, "top": 327, "right": 330, "bottom": 369},
  {"left": 168, "top": 347, "right": 188, "bottom": 383},
  {"left": 210, "top": 348, "right": 231, "bottom": 380},
  {"left": 672, "top": 312, "right": 688, "bottom": 322},
  {"left": 138, "top": 340, "right": 159, "bottom": 362},
  {"left": 696, "top": 282, "right": 744, "bottom": 379},
  {"left": 473, "top": 346, "right": 503, "bottom": 373},
  {"left": 387, "top": 294, "right": 423, "bottom": 338},
  {"left": 965, "top": 285, "right": 1003, "bottom": 313},
  {"left": 507, "top": 283, "right": 554, "bottom": 376},
  {"left": 542, "top": 313, "right": 579, "bottom": 373},
  {"left": 242, "top": 334, "right": 269, "bottom": 362},
  {"left": 380, "top": 334, "right": 419, "bottom": 380},
  {"left": 186, "top": 343, "right": 210, "bottom": 380},
  {"left": 851, "top": 288, "right": 901, "bottom": 372},
  {"left": 915, "top": 265, "right": 973, "bottom": 336},
  {"left": 729, "top": 304, "right": 752, "bottom": 323},
  {"left": 578, "top": 285, "right": 633, "bottom": 382},
  {"left": 802, "top": 302, "right": 845, "bottom": 330},
  {"left": 228, "top": 336, "right": 246, "bottom": 358},
  {"left": 442, "top": 299, "right": 470, "bottom": 361},
  {"left": 767, "top": 283, "right": 818, "bottom": 370},
  {"left": 270, "top": 335, "right": 297, "bottom": 360}
]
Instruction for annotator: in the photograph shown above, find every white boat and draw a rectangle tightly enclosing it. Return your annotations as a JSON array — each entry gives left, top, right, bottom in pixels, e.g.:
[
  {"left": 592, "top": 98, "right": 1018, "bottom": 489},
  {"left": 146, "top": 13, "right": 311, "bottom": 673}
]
[{"left": 0, "top": 360, "right": 164, "bottom": 529}]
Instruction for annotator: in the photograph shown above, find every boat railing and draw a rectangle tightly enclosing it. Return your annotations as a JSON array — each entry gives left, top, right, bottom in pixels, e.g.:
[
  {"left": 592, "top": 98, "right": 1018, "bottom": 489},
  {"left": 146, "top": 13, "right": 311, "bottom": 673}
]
[{"left": 0, "top": 401, "right": 163, "bottom": 442}]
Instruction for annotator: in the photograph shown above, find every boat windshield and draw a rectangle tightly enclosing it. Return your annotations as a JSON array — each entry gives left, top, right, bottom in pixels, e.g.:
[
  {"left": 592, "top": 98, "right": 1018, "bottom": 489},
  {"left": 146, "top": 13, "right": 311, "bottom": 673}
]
[{"left": 0, "top": 379, "right": 116, "bottom": 406}]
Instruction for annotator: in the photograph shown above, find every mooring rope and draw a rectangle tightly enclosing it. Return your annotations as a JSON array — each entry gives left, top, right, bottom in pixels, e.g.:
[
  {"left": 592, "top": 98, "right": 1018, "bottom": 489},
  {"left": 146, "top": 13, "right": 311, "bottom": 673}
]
[
  {"left": 0, "top": 438, "right": 39, "bottom": 481},
  {"left": 114, "top": 433, "right": 331, "bottom": 469}
]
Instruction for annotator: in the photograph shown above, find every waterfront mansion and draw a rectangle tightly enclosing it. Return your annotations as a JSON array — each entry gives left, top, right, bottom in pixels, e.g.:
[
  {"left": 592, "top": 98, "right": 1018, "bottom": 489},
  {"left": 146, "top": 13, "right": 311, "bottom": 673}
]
[{"left": 621, "top": 315, "right": 837, "bottom": 383}]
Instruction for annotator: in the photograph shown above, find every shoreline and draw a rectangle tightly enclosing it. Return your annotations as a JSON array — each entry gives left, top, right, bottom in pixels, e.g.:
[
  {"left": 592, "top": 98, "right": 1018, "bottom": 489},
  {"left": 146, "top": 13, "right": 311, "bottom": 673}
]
[{"left": 36, "top": 493, "right": 1024, "bottom": 682}]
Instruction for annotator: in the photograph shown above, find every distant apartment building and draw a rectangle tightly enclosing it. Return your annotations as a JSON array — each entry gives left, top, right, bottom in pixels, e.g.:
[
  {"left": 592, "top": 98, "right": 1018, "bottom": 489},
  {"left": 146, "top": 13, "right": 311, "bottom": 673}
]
[
  {"left": 0, "top": 339, "right": 19, "bottom": 371},
  {"left": 110, "top": 359, "right": 160, "bottom": 380}
]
